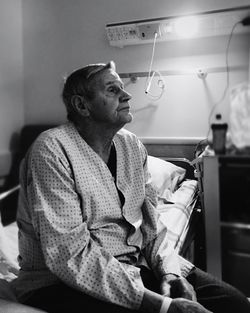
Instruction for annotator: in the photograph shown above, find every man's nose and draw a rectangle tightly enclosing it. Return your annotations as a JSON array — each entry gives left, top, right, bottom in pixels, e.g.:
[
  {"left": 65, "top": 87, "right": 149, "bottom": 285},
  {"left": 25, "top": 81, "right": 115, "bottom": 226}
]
[{"left": 120, "top": 89, "right": 132, "bottom": 102}]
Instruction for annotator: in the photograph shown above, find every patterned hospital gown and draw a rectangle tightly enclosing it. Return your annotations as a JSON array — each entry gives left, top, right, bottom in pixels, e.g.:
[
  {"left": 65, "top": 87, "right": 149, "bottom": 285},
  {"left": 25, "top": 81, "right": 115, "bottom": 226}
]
[{"left": 12, "top": 122, "right": 193, "bottom": 310}]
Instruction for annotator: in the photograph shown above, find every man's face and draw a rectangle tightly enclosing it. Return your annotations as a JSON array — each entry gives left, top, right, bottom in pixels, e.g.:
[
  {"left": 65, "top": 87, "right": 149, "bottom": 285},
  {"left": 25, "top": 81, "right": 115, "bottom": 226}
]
[{"left": 86, "top": 69, "right": 133, "bottom": 128}]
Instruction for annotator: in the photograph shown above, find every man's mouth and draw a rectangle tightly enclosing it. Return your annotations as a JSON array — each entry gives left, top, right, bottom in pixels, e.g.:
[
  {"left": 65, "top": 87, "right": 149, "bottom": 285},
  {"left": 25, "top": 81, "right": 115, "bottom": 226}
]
[{"left": 119, "top": 106, "right": 130, "bottom": 112}]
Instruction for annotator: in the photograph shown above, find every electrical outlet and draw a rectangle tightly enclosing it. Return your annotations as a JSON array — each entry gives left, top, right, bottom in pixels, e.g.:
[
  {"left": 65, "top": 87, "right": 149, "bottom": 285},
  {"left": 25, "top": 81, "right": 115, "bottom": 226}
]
[{"left": 138, "top": 23, "right": 161, "bottom": 39}]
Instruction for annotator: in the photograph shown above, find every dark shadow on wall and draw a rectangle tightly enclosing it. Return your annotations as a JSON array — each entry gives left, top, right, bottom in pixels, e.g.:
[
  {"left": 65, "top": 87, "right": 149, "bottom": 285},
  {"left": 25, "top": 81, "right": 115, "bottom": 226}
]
[{"left": 0, "top": 125, "right": 56, "bottom": 225}]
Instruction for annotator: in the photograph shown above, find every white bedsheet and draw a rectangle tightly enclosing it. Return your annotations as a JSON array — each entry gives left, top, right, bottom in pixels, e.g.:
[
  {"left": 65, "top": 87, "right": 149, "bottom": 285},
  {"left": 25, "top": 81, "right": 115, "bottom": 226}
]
[
  {"left": 156, "top": 179, "right": 198, "bottom": 252},
  {"left": 0, "top": 221, "right": 18, "bottom": 282}
]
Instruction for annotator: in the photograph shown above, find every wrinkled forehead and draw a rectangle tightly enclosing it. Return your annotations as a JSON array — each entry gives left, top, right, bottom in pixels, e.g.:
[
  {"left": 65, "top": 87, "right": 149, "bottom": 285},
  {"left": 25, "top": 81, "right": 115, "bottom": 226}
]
[{"left": 91, "top": 68, "right": 123, "bottom": 88}]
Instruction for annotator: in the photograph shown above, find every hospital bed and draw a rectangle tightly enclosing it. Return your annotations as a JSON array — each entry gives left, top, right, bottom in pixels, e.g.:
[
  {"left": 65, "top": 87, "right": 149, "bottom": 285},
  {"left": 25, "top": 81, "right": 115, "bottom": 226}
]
[{"left": 0, "top": 125, "right": 205, "bottom": 311}]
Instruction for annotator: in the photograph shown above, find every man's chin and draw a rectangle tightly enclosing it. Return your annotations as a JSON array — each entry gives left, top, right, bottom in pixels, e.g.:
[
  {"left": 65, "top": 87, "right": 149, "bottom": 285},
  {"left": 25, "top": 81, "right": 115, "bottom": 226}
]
[
  {"left": 119, "top": 113, "right": 133, "bottom": 125},
  {"left": 114, "top": 113, "right": 133, "bottom": 129},
  {"left": 125, "top": 112, "right": 133, "bottom": 124}
]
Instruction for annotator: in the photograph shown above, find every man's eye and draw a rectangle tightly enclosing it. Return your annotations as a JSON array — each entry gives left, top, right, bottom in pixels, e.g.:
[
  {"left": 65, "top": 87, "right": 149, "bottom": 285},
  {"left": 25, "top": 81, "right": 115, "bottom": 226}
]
[{"left": 108, "top": 86, "right": 119, "bottom": 94}]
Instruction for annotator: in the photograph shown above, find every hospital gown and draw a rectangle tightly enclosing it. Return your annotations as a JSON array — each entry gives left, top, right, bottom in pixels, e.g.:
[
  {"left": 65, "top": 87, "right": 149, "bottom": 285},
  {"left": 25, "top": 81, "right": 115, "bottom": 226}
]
[{"left": 12, "top": 122, "right": 193, "bottom": 309}]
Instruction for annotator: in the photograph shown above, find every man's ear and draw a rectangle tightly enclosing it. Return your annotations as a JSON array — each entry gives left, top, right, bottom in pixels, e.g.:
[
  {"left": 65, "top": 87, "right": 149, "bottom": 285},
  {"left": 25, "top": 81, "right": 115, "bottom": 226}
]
[{"left": 71, "top": 95, "right": 90, "bottom": 117}]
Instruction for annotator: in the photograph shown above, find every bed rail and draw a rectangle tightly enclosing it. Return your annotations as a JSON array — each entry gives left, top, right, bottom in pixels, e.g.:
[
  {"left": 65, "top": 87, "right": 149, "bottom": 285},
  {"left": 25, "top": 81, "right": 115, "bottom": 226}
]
[{"left": 0, "top": 185, "right": 20, "bottom": 201}]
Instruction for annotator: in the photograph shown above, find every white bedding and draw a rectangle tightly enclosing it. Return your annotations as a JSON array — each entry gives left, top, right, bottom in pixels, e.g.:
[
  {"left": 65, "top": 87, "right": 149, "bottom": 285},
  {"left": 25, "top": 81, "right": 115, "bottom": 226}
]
[
  {"left": 0, "top": 221, "right": 19, "bottom": 282},
  {"left": 156, "top": 179, "right": 198, "bottom": 252}
]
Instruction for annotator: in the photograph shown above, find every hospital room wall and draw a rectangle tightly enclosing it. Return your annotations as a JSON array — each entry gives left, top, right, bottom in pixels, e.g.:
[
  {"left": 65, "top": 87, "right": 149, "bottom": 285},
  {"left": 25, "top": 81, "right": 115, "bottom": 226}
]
[
  {"left": 21, "top": 0, "right": 250, "bottom": 140},
  {"left": 0, "top": 0, "right": 250, "bottom": 173},
  {"left": 0, "top": 0, "right": 24, "bottom": 178}
]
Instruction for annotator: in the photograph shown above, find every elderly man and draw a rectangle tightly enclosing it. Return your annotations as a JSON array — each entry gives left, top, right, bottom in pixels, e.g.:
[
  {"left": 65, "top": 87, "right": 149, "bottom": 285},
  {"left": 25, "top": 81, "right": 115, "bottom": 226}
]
[{"left": 12, "top": 61, "right": 250, "bottom": 313}]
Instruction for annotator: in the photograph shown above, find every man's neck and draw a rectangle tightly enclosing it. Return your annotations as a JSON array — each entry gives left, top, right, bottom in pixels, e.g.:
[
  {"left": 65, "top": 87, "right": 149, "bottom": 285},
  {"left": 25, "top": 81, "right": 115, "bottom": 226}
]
[{"left": 75, "top": 122, "right": 120, "bottom": 163}]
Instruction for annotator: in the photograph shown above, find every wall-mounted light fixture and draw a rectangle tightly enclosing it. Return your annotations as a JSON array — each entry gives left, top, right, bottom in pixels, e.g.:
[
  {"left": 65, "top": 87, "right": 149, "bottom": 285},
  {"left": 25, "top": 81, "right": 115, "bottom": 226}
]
[
  {"left": 173, "top": 16, "right": 199, "bottom": 38},
  {"left": 105, "top": 6, "right": 250, "bottom": 47}
]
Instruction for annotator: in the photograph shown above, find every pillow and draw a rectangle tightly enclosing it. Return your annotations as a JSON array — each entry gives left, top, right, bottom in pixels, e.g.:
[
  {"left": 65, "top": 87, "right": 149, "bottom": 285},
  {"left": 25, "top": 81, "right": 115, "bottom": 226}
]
[{"left": 147, "top": 155, "right": 186, "bottom": 198}]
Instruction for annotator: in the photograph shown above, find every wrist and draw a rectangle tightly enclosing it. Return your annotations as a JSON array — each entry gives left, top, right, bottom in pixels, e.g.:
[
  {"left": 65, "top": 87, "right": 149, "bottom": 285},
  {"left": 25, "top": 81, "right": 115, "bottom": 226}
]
[
  {"left": 140, "top": 288, "right": 164, "bottom": 313},
  {"left": 159, "top": 297, "right": 172, "bottom": 313}
]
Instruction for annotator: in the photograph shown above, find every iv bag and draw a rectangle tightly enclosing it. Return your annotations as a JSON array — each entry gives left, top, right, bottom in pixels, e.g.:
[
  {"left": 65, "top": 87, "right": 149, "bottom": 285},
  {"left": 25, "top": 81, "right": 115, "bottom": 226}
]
[{"left": 229, "top": 82, "right": 250, "bottom": 149}]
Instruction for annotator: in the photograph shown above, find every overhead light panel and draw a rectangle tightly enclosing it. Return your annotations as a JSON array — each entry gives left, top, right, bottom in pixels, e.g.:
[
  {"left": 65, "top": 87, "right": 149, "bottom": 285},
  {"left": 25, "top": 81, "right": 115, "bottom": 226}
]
[{"left": 105, "top": 6, "right": 250, "bottom": 47}]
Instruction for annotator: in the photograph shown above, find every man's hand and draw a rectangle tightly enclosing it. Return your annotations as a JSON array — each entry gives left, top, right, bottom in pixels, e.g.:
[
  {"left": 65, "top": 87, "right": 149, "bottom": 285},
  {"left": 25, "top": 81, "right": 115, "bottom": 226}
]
[
  {"left": 168, "top": 298, "right": 213, "bottom": 313},
  {"left": 139, "top": 287, "right": 212, "bottom": 313},
  {"left": 160, "top": 274, "right": 196, "bottom": 301}
]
